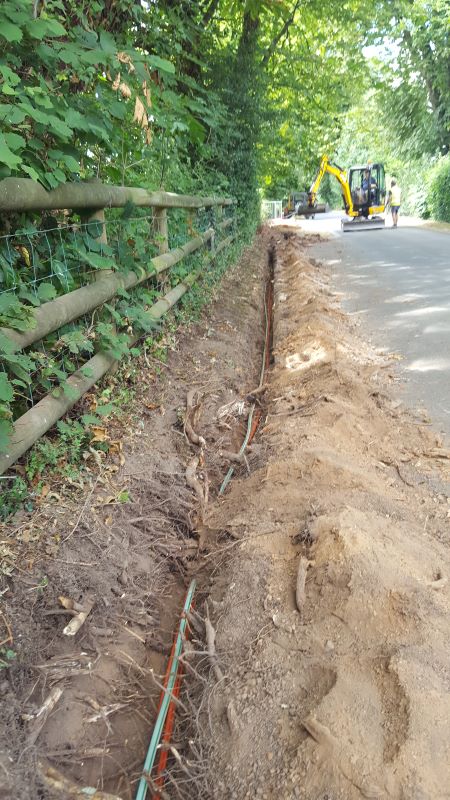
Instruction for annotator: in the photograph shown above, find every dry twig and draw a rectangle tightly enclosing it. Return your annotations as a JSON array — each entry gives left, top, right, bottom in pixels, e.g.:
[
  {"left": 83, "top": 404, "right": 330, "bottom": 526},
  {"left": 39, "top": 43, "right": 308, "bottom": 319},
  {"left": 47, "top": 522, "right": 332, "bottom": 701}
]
[
  {"left": 205, "top": 606, "right": 224, "bottom": 683},
  {"left": 296, "top": 556, "right": 313, "bottom": 613},
  {"left": 39, "top": 762, "right": 122, "bottom": 799}
]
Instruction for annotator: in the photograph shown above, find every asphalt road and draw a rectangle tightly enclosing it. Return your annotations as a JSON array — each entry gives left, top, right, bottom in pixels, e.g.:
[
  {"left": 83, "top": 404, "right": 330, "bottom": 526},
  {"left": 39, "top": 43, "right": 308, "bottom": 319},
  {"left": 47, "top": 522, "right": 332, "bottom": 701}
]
[{"left": 290, "top": 212, "right": 450, "bottom": 437}]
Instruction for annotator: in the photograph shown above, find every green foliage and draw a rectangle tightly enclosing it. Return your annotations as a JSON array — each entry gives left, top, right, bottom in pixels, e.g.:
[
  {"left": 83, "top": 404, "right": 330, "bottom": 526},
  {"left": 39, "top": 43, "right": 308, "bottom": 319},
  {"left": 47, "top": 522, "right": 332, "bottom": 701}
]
[
  {"left": 427, "top": 156, "right": 450, "bottom": 222},
  {"left": 0, "top": 0, "right": 227, "bottom": 191},
  {"left": 0, "top": 476, "right": 30, "bottom": 520},
  {"left": 25, "top": 419, "right": 92, "bottom": 481},
  {"left": 0, "top": 647, "right": 17, "bottom": 669}
]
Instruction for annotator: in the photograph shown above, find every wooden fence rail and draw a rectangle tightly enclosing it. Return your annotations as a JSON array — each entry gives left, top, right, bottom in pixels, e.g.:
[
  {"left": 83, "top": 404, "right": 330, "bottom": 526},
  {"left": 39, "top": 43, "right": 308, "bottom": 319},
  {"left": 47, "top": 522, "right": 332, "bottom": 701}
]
[
  {"left": 0, "top": 177, "right": 233, "bottom": 212},
  {"left": 0, "top": 178, "right": 235, "bottom": 474}
]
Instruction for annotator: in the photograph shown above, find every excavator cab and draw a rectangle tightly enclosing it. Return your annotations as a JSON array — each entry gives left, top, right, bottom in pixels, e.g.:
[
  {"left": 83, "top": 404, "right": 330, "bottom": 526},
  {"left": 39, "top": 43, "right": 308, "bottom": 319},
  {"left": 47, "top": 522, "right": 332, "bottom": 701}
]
[{"left": 348, "top": 163, "right": 386, "bottom": 217}]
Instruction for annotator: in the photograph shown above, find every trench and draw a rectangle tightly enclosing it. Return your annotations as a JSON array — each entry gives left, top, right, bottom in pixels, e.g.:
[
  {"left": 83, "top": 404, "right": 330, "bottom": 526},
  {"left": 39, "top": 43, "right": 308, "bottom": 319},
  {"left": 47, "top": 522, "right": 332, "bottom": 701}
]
[
  {"left": 0, "top": 234, "right": 277, "bottom": 800},
  {"left": 132, "top": 242, "right": 276, "bottom": 799},
  {"left": 116, "top": 239, "right": 276, "bottom": 799}
]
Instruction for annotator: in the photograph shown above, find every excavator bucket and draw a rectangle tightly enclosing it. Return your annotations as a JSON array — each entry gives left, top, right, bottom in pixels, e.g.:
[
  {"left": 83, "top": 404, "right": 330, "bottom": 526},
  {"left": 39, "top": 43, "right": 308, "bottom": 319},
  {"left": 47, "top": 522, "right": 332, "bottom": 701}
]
[
  {"left": 295, "top": 203, "right": 327, "bottom": 217},
  {"left": 341, "top": 216, "right": 385, "bottom": 232}
]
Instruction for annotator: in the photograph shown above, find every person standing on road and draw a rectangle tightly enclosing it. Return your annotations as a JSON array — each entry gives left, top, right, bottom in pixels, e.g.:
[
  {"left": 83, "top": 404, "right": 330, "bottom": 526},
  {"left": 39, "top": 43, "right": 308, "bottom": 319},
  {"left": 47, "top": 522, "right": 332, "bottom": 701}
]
[{"left": 387, "top": 179, "right": 401, "bottom": 227}]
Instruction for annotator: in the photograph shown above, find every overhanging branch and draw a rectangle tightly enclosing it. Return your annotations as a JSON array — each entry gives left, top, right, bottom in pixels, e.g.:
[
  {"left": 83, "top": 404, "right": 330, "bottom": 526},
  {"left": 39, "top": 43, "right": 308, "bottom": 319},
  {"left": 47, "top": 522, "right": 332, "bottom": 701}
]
[{"left": 261, "top": 0, "right": 301, "bottom": 68}]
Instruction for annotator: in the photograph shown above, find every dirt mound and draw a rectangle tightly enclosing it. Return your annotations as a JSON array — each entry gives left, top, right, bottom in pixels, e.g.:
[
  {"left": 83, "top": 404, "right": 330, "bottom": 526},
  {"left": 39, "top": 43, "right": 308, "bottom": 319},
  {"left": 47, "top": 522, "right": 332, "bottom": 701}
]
[{"left": 198, "top": 230, "right": 450, "bottom": 800}]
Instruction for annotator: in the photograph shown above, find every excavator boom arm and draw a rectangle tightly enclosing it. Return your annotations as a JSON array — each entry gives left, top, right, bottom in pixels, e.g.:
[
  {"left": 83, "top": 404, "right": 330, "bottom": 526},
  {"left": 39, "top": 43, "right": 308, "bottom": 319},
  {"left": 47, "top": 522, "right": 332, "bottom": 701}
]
[{"left": 308, "top": 155, "right": 353, "bottom": 214}]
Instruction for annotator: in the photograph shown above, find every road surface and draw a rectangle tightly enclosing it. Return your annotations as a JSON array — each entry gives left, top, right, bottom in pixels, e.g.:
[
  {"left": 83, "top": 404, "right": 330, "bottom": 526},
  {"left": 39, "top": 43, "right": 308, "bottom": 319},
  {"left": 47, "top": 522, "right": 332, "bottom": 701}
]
[{"left": 285, "top": 212, "right": 450, "bottom": 437}]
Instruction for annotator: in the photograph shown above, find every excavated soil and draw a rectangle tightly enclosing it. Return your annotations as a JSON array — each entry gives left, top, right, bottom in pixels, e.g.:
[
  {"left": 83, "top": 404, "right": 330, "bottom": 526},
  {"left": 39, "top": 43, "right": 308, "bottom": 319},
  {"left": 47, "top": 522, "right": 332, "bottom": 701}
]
[
  {"left": 198, "top": 228, "right": 450, "bottom": 800},
  {"left": 1, "top": 226, "right": 450, "bottom": 799}
]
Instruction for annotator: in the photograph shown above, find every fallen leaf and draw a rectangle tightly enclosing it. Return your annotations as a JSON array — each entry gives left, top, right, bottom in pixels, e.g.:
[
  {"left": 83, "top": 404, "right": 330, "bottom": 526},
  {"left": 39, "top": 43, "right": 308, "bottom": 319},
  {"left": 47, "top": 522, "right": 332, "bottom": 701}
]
[
  {"left": 142, "top": 80, "right": 151, "bottom": 105},
  {"left": 100, "top": 495, "right": 116, "bottom": 506},
  {"left": 16, "top": 245, "right": 31, "bottom": 267},
  {"left": 90, "top": 426, "right": 109, "bottom": 443}
]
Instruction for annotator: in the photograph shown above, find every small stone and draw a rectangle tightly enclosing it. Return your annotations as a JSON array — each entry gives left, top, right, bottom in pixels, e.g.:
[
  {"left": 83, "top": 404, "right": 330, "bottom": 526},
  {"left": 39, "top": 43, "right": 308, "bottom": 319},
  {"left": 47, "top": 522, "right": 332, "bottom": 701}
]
[{"left": 325, "top": 639, "right": 334, "bottom": 651}]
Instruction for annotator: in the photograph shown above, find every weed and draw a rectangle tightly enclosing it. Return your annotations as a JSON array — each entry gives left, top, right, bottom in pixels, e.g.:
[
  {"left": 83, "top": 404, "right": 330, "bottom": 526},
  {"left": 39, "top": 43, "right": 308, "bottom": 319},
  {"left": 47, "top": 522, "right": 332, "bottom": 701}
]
[
  {"left": 0, "top": 647, "right": 16, "bottom": 670},
  {"left": 25, "top": 420, "right": 92, "bottom": 482},
  {"left": 0, "top": 476, "right": 32, "bottom": 521}
]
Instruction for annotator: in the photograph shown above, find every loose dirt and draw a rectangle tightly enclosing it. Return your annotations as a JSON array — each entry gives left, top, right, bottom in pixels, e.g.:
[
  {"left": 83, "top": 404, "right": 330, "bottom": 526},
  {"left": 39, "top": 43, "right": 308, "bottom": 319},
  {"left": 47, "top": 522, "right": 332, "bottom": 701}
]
[
  {"left": 1, "top": 226, "right": 449, "bottom": 799},
  {"left": 197, "top": 227, "right": 450, "bottom": 800}
]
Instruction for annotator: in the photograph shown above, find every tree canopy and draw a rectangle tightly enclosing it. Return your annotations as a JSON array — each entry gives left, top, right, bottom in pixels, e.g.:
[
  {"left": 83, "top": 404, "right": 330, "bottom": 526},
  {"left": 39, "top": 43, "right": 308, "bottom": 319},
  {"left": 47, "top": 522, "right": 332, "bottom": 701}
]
[{"left": 0, "top": 0, "right": 449, "bottom": 222}]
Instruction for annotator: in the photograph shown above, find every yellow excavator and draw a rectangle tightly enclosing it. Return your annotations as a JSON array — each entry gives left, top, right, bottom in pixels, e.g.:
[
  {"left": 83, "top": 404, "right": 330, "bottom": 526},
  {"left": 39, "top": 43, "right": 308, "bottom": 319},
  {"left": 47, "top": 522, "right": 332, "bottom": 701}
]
[{"left": 297, "top": 155, "right": 386, "bottom": 231}]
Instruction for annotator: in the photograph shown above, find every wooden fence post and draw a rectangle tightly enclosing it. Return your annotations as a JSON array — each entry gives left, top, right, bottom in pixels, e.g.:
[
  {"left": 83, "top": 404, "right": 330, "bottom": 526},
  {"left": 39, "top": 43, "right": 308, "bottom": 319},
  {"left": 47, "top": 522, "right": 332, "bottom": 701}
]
[
  {"left": 154, "top": 208, "right": 169, "bottom": 254},
  {"left": 86, "top": 207, "right": 107, "bottom": 245},
  {"left": 83, "top": 205, "right": 120, "bottom": 372}
]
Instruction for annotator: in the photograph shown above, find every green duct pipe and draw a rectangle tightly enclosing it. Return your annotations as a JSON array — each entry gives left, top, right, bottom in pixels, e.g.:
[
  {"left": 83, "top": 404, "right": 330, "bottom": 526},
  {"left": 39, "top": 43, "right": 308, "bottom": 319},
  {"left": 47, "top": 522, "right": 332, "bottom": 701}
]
[{"left": 135, "top": 579, "right": 196, "bottom": 800}]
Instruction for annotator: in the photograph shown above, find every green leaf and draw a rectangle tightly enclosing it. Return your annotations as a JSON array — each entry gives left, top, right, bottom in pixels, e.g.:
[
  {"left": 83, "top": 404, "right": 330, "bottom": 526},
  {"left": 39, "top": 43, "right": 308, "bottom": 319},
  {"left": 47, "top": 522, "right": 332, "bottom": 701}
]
[
  {"left": 148, "top": 55, "right": 175, "bottom": 74},
  {"left": 96, "top": 402, "right": 115, "bottom": 417},
  {"left": 0, "top": 134, "right": 22, "bottom": 168},
  {"left": 77, "top": 250, "right": 116, "bottom": 270},
  {"left": 0, "top": 104, "right": 26, "bottom": 124},
  {"left": 81, "top": 413, "right": 102, "bottom": 426},
  {"left": 61, "top": 154, "right": 79, "bottom": 172},
  {"left": 26, "top": 18, "right": 66, "bottom": 40},
  {"left": 18, "top": 287, "right": 41, "bottom": 306},
  {"left": 99, "top": 30, "right": 117, "bottom": 54},
  {"left": 0, "top": 293, "right": 18, "bottom": 314},
  {"left": 80, "top": 367, "right": 94, "bottom": 378},
  {"left": 0, "top": 22, "right": 23, "bottom": 43},
  {"left": 0, "top": 332, "right": 15, "bottom": 355},
  {"left": 4, "top": 132, "right": 26, "bottom": 151},
  {"left": 61, "top": 381, "right": 79, "bottom": 400},
  {"left": 0, "top": 373, "right": 13, "bottom": 402},
  {"left": 20, "top": 164, "right": 40, "bottom": 181},
  {"left": 37, "top": 282, "right": 57, "bottom": 301}
]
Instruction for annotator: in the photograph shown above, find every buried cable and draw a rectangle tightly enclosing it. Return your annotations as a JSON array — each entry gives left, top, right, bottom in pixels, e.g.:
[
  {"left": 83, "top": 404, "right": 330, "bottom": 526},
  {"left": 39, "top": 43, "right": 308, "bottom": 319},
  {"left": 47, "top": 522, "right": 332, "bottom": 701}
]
[{"left": 135, "top": 579, "right": 196, "bottom": 800}]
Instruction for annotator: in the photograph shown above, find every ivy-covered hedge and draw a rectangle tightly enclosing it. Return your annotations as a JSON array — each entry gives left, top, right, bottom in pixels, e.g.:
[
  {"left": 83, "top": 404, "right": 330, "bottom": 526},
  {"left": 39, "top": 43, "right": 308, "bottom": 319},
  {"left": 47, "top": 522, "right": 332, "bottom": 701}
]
[{"left": 427, "top": 156, "right": 450, "bottom": 223}]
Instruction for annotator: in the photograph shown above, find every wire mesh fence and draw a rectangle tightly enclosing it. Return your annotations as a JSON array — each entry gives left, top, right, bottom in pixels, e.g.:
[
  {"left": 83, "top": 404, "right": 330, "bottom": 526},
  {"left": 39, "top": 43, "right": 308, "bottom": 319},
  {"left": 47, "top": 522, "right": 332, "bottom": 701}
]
[{"left": 0, "top": 201, "right": 233, "bottom": 427}]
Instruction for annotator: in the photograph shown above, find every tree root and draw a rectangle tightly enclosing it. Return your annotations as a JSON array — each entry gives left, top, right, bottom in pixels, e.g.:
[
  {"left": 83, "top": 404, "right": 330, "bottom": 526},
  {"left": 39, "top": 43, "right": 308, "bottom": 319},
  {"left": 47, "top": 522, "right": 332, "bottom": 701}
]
[{"left": 185, "top": 389, "right": 206, "bottom": 448}]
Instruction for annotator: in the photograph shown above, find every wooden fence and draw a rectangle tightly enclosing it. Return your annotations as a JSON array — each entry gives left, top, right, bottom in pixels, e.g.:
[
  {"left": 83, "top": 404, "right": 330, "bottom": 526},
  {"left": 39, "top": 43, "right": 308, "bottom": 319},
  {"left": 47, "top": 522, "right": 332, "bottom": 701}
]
[{"left": 0, "top": 178, "right": 234, "bottom": 474}]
